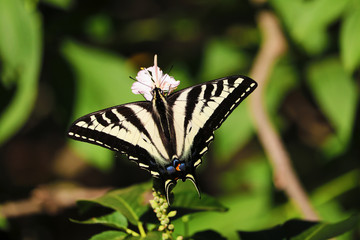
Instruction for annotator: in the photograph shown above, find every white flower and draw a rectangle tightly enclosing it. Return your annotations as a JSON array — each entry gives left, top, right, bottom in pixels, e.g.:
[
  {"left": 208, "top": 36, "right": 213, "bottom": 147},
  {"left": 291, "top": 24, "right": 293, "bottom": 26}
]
[{"left": 131, "top": 55, "right": 180, "bottom": 101}]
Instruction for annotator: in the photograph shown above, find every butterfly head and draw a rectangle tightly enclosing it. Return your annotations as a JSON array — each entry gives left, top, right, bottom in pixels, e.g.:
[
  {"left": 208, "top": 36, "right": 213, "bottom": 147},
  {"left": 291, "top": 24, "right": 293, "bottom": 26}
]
[{"left": 152, "top": 87, "right": 166, "bottom": 101}]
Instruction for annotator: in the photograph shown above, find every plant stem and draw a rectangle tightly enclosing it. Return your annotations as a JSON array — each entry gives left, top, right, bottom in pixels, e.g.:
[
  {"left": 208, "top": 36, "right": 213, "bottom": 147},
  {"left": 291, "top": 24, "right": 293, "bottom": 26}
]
[
  {"left": 125, "top": 228, "right": 140, "bottom": 236},
  {"left": 138, "top": 222, "right": 146, "bottom": 237},
  {"left": 248, "top": 8, "right": 319, "bottom": 220}
]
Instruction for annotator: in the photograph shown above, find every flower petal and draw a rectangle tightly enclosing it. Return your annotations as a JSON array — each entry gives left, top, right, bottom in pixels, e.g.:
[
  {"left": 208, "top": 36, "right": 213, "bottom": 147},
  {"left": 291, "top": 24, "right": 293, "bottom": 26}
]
[{"left": 131, "top": 56, "right": 181, "bottom": 101}]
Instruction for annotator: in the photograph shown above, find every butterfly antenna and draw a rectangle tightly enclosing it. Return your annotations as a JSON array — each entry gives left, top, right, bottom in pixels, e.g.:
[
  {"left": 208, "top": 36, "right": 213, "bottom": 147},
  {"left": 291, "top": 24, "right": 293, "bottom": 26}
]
[
  {"left": 167, "top": 64, "right": 174, "bottom": 74},
  {"left": 128, "top": 76, "right": 153, "bottom": 89},
  {"left": 158, "top": 58, "right": 173, "bottom": 86}
]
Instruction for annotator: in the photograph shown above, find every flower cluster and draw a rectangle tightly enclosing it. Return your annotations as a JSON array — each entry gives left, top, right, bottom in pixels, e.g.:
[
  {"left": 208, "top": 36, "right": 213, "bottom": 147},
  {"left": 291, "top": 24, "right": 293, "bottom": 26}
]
[
  {"left": 150, "top": 189, "right": 181, "bottom": 240},
  {"left": 131, "top": 55, "right": 180, "bottom": 101}
]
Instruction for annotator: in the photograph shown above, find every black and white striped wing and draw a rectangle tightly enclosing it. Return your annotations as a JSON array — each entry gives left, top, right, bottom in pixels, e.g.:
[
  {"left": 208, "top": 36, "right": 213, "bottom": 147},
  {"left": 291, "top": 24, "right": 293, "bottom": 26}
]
[
  {"left": 68, "top": 102, "right": 169, "bottom": 177},
  {"left": 168, "top": 75, "right": 257, "bottom": 167}
]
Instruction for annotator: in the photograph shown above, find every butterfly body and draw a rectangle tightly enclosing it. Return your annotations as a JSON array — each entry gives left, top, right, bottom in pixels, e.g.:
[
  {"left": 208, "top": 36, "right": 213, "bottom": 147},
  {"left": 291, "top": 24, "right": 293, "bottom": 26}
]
[{"left": 68, "top": 75, "right": 257, "bottom": 202}]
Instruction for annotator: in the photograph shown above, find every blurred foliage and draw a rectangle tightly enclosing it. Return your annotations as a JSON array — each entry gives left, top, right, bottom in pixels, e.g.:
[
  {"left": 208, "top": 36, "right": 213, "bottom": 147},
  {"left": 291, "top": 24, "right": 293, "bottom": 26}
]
[
  {"left": 74, "top": 182, "right": 228, "bottom": 239},
  {"left": 0, "top": 0, "right": 42, "bottom": 145},
  {"left": 306, "top": 58, "right": 358, "bottom": 157},
  {"left": 41, "top": 0, "right": 73, "bottom": 10},
  {"left": 0, "top": 0, "right": 359, "bottom": 239},
  {"left": 238, "top": 215, "right": 360, "bottom": 240},
  {"left": 73, "top": 182, "right": 359, "bottom": 239},
  {"left": 62, "top": 40, "right": 137, "bottom": 169}
]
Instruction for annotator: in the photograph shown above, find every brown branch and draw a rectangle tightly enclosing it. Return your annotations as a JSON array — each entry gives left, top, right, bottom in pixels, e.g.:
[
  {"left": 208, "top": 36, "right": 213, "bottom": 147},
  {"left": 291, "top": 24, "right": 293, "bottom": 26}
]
[
  {"left": 249, "top": 10, "right": 319, "bottom": 220},
  {"left": 0, "top": 182, "right": 110, "bottom": 218}
]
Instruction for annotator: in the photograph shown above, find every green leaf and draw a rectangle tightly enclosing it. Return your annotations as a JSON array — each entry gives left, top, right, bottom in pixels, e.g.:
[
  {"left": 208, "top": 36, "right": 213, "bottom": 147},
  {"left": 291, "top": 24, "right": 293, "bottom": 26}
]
[
  {"left": 238, "top": 215, "right": 360, "bottom": 240},
  {"left": 0, "top": 0, "right": 42, "bottom": 145},
  {"left": 238, "top": 219, "right": 318, "bottom": 240},
  {"left": 340, "top": 4, "right": 360, "bottom": 73},
  {"left": 306, "top": 57, "right": 358, "bottom": 157},
  {"left": 292, "top": 0, "right": 349, "bottom": 44},
  {"left": 71, "top": 211, "right": 128, "bottom": 230},
  {"left": 292, "top": 215, "right": 360, "bottom": 240},
  {"left": 270, "top": 0, "right": 302, "bottom": 30},
  {"left": 77, "top": 182, "right": 151, "bottom": 226},
  {"left": 172, "top": 182, "right": 228, "bottom": 213},
  {"left": 62, "top": 40, "right": 137, "bottom": 170},
  {"left": 142, "top": 231, "right": 163, "bottom": 240},
  {"left": 0, "top": 214, "right": 8, "bottom": 231},
  {"left": 89, "top": 230, "right": 127, "bottom": 240},
  {"left": 271, "top": 0, "right": 351, "bottom": 54},
  {"left": 214, "top": 103, "right": 254, "bottom": 162},
  {"left": 118, "top": 231, "right": 162, "bottom": 240},
  {"left": 199, "top": 38, "right": 250, "bottom": 81}
]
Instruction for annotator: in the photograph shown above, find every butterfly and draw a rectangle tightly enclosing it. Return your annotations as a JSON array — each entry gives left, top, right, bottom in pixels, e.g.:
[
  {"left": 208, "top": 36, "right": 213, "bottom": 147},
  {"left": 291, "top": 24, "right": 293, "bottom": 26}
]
[{"left": 68, "top": 58, "right": 257, "bottom": 203}]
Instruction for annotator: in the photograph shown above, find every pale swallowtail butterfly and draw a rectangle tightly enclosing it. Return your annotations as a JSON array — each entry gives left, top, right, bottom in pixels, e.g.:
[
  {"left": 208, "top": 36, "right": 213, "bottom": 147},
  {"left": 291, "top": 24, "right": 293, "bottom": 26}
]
[{"left": 68, "top": 69, "right": 257, "bottom": 203}]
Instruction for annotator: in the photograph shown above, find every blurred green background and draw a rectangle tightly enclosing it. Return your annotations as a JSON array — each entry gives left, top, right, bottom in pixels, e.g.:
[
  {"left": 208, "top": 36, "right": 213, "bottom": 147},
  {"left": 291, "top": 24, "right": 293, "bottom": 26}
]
[{"left": 0, "top": 0, "right": 359, "bottom": 239}]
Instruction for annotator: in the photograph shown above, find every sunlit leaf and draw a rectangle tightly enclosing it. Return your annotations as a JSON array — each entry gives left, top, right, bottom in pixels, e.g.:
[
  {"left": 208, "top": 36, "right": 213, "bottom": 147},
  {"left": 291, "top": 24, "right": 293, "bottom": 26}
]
[
  {"left": 62, "top": 40, "right": 137, "bottom": 170},
  {"left": 89, "top": 230, "right": 127, "bottom": 240},
  {"left": 271, "top": 0, "right": 351, "bottom": 54},
  {"left": 214, "top": 104, "right": 254, "bottom": 162},
  {"left": 238, "top": 215, "right": 360, "bottom": 240},
  {"left": 0, "top": 0, "right": 42, "bottom": 145},
  {"left": 142, "top": 231, "right": 163, "bottom": 240},
  {"left": 292, "top": 0, "right": 349, "bottom": 45},
  {"left": 311, "top": 169, "right": 358, "bottom": 227},
  {"left": 270, "top": 0, "right": 302, "bottom": 30},
  {"left": 199, "top": 38, "right": 250, "bottom": 80},
  {"left": 0, "top": 215, "right": 8, "bottom": 231},
  {"left": 71, "top": 211, "right": 128, "bottom": 230},
  {"left": 118, "top": 231, "right": 162, "bottom": 240},
  {"left": 340, "top": 4, "right": 360, "bottom": 73},
  {"left": 292, "top": 215, "right": 360, "bottom": 240},
  {"left": 77, "top": 182, "right": 151, "bottom": 226},
  {"left": 306, "top": 57, "right": 358, "bottom": 156},
  {"left": 172, "top": 182, "right": 228, "bottom": 213}
]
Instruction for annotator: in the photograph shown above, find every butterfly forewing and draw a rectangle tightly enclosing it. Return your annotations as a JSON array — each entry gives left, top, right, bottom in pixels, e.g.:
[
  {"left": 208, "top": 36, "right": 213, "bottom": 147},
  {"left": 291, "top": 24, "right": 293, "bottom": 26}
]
[
  {"left": 168, "top": 75, "right": 257, "bottom": 167},
  {"left": 68, "top": 102, "right": 170, "bottom": 173}
]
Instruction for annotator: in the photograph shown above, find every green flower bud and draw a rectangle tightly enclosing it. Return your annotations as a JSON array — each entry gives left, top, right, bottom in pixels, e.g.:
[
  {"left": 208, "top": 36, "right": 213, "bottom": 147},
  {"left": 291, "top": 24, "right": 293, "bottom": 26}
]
[
  {"left": 168, "top": 224, "right": 174, "bottom": 230},
  {"left": 168, "top": 210, "right": 177, "bottom": 218}
]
